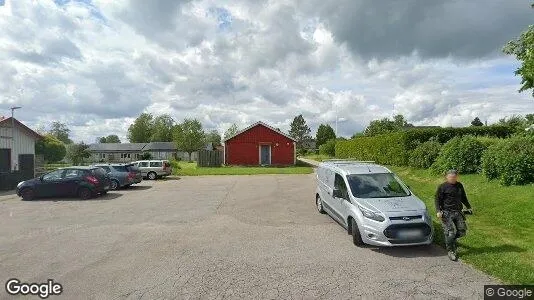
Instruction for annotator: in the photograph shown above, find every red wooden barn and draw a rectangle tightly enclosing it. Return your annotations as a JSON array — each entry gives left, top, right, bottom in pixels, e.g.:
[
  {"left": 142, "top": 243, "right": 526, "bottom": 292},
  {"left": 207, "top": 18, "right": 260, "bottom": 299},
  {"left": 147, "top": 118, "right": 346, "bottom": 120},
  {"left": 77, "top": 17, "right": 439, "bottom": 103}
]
[{"left": 224, "top": 121, "right": 296, "bottom": 166}]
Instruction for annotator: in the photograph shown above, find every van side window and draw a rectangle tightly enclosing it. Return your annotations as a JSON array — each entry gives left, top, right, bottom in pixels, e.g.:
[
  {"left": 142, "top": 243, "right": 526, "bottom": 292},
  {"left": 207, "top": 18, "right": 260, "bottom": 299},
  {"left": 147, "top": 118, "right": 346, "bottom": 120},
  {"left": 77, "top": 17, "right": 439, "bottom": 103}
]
[
  {"left": 139, "top": 162, "right": 149, "bottom": 167},
  {"left": 334, "top": 173, "right": 349, "bottom": 199}
]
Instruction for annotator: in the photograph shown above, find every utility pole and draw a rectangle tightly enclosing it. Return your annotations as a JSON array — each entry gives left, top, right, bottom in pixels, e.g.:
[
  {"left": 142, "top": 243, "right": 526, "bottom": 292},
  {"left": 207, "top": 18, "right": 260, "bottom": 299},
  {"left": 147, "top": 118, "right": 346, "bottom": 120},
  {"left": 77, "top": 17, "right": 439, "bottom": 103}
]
[{"left": 10, "top": 106, "right": 21, "bottom": 171}]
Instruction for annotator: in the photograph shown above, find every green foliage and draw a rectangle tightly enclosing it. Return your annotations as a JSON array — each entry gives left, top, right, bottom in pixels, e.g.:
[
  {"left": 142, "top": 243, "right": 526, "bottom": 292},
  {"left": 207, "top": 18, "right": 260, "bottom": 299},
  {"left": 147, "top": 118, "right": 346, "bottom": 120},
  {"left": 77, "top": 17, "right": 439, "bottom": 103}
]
[
  {"left": 408, "top": 140, "right": 442, "bottom": 169},
  {"left": 364, "top": 114, "right": 412, "bottom": 136},
  {"left": 173, "top": 119, "right": 205, "bottom": 161},
  {"left": 498, "top": 115, "right": 531, "bottom": 134},
  {"left": 336, "top": 132, "right": 408, "bottom": 165},
  {"left": 430, "top": 136, "right": 486, "bottom": 174},
  {"left": 141, "top": 152, "right": 152, "bottom": 160},
  {"left": 475, "top": 136, "right": 503, "bottom": 148},
  {"left": 316, "top": 124, "right": 336, "bottom": 147},
  {"left": 319, "top": 139, "right": 336, "bottom": 157},
  {"left": 127, "top": 113, "right": 154, "bottom": 143},
  {"left": 65, "top": 142, "right": 91, "bottom": 165},
  {"left": 206, "top": 130, "right": 222, "bottom": 146},
  {"left": 48, "top": 121, "right": 72, "bottom": 144},
  {"left": 481, "top": 136, "right": 534, "bottom": 185},
  {"left": 470, "top": 117, "right": 484, "bottom": 126},
  {"left": 99, "top": 135, "right": 121, "bottom": 143},
  {"left": 289, "top": 114, "right": 312, "bottom": 150},
  {"left": 503, "top": 23, "right": 534, "bottom": 97},
  {"left": 223, "top": 123, "right": 239, "bottom": 140},
  {"left": 150, "top": 114, "right": 175, "bottom": 142},
  {"left": 35, "top": 134, "right": 67, "bottom": 163}
]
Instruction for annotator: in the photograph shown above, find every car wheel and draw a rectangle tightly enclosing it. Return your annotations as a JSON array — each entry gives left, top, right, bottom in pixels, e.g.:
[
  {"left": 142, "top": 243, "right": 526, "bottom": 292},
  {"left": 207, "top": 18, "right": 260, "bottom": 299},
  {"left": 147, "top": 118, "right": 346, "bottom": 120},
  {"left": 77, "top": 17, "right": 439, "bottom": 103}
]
[
  {"left": 351, "top": 218, "right": 365, "bottom": 247},
  {"left": 78, "top": 187, "right": 92, "bottom": 200},
  {"left": 147, "top": 172, "right": 157, "bottom": 180},
  {"left": 316, "top": 195, "right": 326, "bottom": 214},
  {"left": 21, "top": 188, "right": 34, "bottom": 201},
  {"left": 110, "top": 180, "right": 119, "bottom": 190}
]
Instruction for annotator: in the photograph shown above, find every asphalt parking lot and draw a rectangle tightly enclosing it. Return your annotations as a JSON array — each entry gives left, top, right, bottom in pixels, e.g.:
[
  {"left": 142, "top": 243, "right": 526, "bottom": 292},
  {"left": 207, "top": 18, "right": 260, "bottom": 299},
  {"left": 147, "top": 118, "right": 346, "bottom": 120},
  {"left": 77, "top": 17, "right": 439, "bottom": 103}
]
[{"left": 0, "top": 174, "right": 496, "bottom": 299}]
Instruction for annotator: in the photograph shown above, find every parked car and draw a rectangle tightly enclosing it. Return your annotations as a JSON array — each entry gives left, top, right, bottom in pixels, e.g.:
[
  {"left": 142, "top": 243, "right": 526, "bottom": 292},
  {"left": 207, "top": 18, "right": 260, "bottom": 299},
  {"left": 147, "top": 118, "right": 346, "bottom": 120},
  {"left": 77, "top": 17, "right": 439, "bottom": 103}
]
[
  {"left": 131, "top": 160, "right": 172, "bottom": 180},
  {"left": 316, "top": 160, "right": 433, "bottom": 247},
  {"left": 16, "top": 167, "right": 111, "bottom": 201},
  {"left": 92, "top": 163, "right": 142, "bottom": 190}
]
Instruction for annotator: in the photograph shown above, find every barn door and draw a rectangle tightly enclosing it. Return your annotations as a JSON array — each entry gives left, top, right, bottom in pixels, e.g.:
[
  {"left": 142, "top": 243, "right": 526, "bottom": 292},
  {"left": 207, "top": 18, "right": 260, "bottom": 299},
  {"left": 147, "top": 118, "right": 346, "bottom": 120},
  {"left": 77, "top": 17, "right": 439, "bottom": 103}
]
[
  {"left": 0, "top": 149, "right": 10, "bottom": 172},
  {"left": 260, "top": 145, "right": 271, "bottom": 165},
  {"left": 18, "top": 154, "right": 35, "bottom": 180}
]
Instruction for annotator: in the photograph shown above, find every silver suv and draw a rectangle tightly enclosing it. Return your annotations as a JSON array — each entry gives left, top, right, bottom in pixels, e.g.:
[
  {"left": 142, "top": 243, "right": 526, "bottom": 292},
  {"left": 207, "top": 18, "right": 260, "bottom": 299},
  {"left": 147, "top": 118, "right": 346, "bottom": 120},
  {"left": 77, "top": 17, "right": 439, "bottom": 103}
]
[
  {"left": 132, "top": 160, "right": 172, "bottom": 180},
  {"left": 316, "top": 160, "right": 433, "bottom": 247}
]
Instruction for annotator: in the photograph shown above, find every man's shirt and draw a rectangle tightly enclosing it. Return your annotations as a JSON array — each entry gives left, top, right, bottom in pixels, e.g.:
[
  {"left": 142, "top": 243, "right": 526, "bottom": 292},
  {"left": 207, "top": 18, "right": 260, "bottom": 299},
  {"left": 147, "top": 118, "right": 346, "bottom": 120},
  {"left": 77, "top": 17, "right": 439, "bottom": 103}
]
[{"left": 435, "top": 182, "right": 472, "bottom": 212}]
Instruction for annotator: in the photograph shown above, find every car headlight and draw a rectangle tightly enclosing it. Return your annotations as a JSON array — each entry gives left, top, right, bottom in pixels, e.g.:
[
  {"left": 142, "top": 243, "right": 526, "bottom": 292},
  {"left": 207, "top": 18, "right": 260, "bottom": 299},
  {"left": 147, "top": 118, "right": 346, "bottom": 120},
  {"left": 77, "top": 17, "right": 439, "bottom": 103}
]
[
  {"left": 16, "top": 181, "right": 23, "bottom": 188},
  {"left": 358, "top": 205, "right": 385, "bottom": 222}
]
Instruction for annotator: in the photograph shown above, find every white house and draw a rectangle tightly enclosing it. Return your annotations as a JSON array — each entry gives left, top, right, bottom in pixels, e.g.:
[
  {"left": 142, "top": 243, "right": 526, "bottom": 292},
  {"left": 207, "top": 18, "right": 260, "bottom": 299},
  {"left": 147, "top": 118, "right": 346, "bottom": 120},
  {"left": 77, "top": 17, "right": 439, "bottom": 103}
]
[{"left": 0, "top": 117, "right": 42, "bottom": 174}]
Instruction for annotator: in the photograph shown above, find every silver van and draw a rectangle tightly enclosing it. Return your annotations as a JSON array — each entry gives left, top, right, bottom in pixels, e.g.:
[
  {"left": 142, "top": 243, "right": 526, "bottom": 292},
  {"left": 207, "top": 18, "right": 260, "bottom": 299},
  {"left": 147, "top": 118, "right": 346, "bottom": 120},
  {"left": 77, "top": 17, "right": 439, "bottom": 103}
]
[
  {"left": 316, "top": 160, "right": 433, "bottom": 247},
  {"left": 131, "top": 160, "right": 172, "bottom": 180}
]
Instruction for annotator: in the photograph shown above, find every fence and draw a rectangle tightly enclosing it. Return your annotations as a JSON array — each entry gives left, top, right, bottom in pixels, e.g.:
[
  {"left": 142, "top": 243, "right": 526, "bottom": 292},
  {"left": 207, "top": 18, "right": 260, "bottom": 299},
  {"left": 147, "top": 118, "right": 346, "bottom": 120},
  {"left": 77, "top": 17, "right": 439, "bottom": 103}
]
[{"left": 197, "top": 150, "right": 223, "bottom": 167}]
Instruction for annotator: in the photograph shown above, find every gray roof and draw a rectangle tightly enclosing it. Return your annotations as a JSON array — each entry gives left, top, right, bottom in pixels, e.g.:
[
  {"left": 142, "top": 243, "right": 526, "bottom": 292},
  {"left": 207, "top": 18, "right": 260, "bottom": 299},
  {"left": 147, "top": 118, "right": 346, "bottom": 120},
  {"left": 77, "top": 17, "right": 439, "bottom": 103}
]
[
  {"left": 88, "top": 143, "right": 146, "bottom": 152},
  {"left": 143, "top": 142, "right": 177, "bottom": 151}
]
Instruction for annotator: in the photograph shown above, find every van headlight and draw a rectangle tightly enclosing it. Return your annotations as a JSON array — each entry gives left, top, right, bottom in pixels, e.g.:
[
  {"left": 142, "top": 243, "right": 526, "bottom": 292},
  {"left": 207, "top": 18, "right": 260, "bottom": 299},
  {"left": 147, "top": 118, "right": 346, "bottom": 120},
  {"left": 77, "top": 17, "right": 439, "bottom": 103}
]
[{"left": 358, "top": 205, "right": 385, "bottom": 222}]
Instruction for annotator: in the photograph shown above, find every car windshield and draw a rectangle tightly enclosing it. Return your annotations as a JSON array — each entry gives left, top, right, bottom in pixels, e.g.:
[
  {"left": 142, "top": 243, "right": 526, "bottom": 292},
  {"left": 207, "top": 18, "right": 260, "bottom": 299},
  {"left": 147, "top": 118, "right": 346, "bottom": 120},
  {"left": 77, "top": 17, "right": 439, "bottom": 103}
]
[
  {"left": 92, "top": 168, "right": 107, "bottom": 176},
  {"left": 113, "top": 166, "right": 128, "bottom": 172},
  {"left": 347, "top": 173, "right": 410, "bottom": 198}
]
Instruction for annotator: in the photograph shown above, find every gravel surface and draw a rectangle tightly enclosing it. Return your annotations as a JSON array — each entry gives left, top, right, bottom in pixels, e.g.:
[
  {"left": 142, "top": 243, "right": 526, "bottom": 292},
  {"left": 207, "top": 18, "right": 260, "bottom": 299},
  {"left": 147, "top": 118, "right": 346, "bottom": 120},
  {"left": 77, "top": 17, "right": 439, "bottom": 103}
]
[{"left": 0, "top": 174, "right": 496, "bottom": 299}]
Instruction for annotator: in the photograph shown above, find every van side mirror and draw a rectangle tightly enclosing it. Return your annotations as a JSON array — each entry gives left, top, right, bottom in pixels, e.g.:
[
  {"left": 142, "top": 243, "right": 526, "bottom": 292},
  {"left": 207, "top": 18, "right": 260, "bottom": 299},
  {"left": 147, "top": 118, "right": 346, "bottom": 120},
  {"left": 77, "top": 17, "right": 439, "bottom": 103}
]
[{"left": 333, "top": 188, "right": 343, "bottom": 199}]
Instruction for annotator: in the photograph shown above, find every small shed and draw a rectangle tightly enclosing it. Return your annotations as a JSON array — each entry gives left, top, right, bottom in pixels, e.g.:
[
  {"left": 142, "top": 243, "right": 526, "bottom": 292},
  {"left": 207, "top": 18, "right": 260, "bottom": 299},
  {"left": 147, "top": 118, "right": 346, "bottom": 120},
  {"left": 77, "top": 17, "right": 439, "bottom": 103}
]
[{"left": 224, "top": 121, "right": 296, "bottom": 166}]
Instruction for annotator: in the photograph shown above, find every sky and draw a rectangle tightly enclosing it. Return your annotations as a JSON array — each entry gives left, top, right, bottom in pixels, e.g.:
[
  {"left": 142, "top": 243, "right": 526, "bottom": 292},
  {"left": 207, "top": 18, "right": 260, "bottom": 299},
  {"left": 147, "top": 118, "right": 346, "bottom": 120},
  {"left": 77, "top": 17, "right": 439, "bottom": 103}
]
[{"left": 0, "top": 0, "right": 533, "bottom": 143}]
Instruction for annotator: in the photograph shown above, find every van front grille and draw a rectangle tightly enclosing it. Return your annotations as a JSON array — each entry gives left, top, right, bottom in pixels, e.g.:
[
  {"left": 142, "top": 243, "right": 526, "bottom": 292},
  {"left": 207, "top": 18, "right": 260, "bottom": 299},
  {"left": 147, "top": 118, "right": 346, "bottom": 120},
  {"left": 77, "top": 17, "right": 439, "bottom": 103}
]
[
  {"left": 383, "top": 223, "right": 432, "bottom": 239},
  {"left": 389, "top": 215, "right": 422, "bottom": 221}
]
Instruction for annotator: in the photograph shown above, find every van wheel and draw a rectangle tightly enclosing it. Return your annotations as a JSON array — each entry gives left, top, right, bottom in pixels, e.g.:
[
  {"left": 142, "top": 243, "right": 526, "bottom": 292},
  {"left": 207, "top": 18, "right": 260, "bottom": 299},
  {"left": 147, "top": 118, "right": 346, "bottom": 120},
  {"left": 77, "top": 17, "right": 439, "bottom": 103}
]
[
  {"left": 110, "top": 180, "right": 119, "bottom": 190},
  {"left": 316, "top": 195, "right": 326, "bottom": 214},
  {"left": 351, "top": 218, "right": 365, "bottom": 247},
  {"left": 78, "top": 187, "right": 92, "bottom": 200},
  {"left": 21, "top": 188, "right": 35, "bottom": 201},
  {"left": 147, "top": 172, "right": 157, "bottom": 180}
]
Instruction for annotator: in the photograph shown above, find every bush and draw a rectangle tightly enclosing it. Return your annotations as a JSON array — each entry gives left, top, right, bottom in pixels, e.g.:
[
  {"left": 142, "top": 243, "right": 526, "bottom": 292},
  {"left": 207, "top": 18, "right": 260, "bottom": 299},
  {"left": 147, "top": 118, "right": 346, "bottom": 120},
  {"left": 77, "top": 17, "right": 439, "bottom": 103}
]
[
  {"left": 319, "top": 139, "right": 336, "bottom": 157},
  {"left": 476, "top": 136, "right": 503, "bottom": 148},
  {"left": 481, "top": 137, "right": 534, "bottom": 185},
  {"left": 169, "top": 159, "right": 182, "bottom": 170},
  {"left": 431, "top": 136, "right": 486, "bottom": 174},
  {"left": 408, "top": 140, "right": 442, "bottom": 169}
]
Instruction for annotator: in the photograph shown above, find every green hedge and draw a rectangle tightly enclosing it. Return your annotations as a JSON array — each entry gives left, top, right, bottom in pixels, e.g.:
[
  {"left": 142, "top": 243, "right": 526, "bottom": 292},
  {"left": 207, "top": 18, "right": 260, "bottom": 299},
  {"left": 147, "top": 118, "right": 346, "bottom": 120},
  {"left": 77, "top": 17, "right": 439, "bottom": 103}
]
[
  {"left": 319, "top": 139, "right": 336, "bottom": 157},
  {"left": 481, "top": 136, "right": 534, "bottom": 185},
  {"left": 430, "top": 136, "right": 487, "bottom": 174},
  {"left": 335, "top": 126, "right": 511, "bottom": 166},
  {"left": 408, "top": 140, "right": 442, "bottom": 169}
]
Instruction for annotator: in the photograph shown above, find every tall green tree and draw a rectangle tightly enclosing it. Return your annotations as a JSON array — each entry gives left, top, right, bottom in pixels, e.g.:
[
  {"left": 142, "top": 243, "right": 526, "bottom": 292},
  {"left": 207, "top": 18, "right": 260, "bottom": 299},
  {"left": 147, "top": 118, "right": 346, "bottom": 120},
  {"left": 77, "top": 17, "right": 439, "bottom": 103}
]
[
  {"left": 35, "top": 134, "right": 66, "bottom": 163},
  {"left": 49, "top": 121, "right": 72, "bottom": 144},
  {"left": 174, "top": 119, "right": 206, "bottom": 162},
  {"left": 150, "top": 114, "right": 175, "bottom": 142},
  {"left": 499, "top": 115, "right": 528, "bottom": 133},
  {"left": 206, "top": 130, "right": 222, "bottom": 146},
  {"left": 503, "top": 3, "right": 534, "bottom": 97},
  {"left": 316, "top": 124, "right": 336, "bottom": 147},
  {"left": 99, "top": 135, "right": 121, "bottom": 143},
  {"left": 364, "top": 114, "right": 412, "bottom": 136},
  {"left": 223, "top": 123, "right": 239, "bottom": 140},
  {"left": 471, "top": 117, "right": 484, "bottom": 127},
  {"left": 127, "top": 113, "right": 154, "bottom": 143},
  {"left": 66, "top": 142, "right": 91, "bottom": 165},
  {"left": 289, "top": 114, "right": 312, "bottom": 151}
]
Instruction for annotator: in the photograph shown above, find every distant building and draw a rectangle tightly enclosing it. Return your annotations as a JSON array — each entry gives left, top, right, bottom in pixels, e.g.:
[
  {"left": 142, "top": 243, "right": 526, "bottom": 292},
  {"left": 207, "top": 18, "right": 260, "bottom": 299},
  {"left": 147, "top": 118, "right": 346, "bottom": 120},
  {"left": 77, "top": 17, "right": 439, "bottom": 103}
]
[
  {"left": 0, "top": 117, "right": 42, "bottom": 174},
  {"left": 88, "top": 142, "right": 212, "bottom": 162}
]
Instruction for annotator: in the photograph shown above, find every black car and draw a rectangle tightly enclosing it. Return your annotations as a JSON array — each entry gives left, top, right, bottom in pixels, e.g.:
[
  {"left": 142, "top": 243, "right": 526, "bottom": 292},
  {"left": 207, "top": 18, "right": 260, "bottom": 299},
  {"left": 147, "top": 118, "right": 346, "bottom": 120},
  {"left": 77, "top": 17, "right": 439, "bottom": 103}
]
[{"left": 16, "top": 167, "right": 111, "bottom": 201}]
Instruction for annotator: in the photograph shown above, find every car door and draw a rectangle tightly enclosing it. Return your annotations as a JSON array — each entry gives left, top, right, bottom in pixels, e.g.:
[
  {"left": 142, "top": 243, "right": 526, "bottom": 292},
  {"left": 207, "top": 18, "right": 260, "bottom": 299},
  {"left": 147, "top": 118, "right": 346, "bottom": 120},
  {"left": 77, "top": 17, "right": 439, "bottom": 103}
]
[
  {"left": 38, "top": 169, "right": 66, "bottom": 197},
  {"left": 61, "top": 169, "right": 83, "bottom": 196},
  {"left": 331, "top": 173, "right": 350, "bottom": 224},
  {"left": 138, "top": 161, "right": 149, "bottom": 176}
]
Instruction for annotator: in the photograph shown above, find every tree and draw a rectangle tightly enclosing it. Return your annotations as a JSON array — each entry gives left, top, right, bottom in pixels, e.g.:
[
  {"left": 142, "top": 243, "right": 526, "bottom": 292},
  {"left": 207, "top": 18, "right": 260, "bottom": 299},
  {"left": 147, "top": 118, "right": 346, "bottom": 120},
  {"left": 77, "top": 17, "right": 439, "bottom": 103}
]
[
  {"left": 206, "top": 130, "right": 222, "bottom": 146},
  {"left": 499, "top": 115, "right": 528, "bottom": 133},
  {"left": 364, "top": 115, "right": 412, "bottom": 136},
  {"left": 289, "top": 115, "right": 312, "bottom": 153},
  {"left": 393, "top": 114, "right": 410, "bottom": 128},
  {"left": 223, "top": 123, "right": 239, "bottom": 140},
  {"left": 471, "top": 117, "right": 484, "bottom": 127},
  {"left": 99, "top": 135, "right": 121, "bottom": 143},
  {"left": 316, "top": 124, "right": 336, "bottom": 147},
  {"left": 351, "top": 132, "right": 364, "bottom": 139},
  {"left": 503, "top": 6, "right": 534, "bottom": 98},
  {"left": 127, "top": 113, "right": 154, "bottom": 143},
  {"left": 35, "top": 134, "right": 66, "bottom": 163},
  {"left": 151, "top": 114, "right": 175, "bottom": 142},
  {"left": 66, "top": 142, "right": 90, "bottom": 165},
  {"left": 49, "top": 122, "right": 72, "bottom": 144},
  {"left": 173, "top": 119, "right": 206, "bottom": 162}
]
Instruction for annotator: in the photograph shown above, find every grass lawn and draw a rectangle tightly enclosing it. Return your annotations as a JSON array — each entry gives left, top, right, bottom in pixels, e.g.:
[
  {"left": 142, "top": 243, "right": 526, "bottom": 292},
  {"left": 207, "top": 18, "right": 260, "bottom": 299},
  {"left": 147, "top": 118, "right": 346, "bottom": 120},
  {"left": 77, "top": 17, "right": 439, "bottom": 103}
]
[
  {"left": 172, "top": 161, "right": 313, "bottom": 176},
  {"left": 390, "top": 166, "right": 534, "bottom": 284}
]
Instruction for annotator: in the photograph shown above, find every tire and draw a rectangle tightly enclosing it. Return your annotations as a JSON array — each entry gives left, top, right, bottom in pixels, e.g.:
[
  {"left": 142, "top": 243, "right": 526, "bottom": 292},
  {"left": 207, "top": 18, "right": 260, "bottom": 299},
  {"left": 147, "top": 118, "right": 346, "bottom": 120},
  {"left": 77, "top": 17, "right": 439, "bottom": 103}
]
[
  {"left": 316, "top": 195, "right": 326, "bottom": 214},
  {"left": 78, "top": 187, "right": 92, "bottom": 200},
  {"left": 21, "top": 188, "right": 35, "bottom": 201},
  {"left": 351, "top": 218, "right": 365, "bottom": 247},
  {"left": 147, "top": 172, "right": 157, "bottom": 180},
  {"left": 110, "top": 180, "right": 120, "bottom": 190},
  {"left": 101, "top": 191, "right": 108, "bottom": 196}
]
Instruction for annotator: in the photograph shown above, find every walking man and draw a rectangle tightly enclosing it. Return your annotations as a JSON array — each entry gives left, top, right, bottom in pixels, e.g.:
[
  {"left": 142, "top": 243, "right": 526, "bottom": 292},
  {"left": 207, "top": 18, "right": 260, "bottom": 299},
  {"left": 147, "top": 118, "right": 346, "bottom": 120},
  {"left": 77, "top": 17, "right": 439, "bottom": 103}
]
[{"left": 435, "top": 170, "right": 473, "bottom": 261}]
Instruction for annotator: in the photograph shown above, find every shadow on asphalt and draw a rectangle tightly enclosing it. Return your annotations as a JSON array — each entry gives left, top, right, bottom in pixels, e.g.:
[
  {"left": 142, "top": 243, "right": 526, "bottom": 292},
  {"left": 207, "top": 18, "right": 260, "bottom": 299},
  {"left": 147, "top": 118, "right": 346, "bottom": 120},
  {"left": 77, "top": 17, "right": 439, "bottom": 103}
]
[
  {"left": 123, "top": 185, "right": 153, "bottom": 190},
  {"left": 458, "top": 243, "right": 525, "bottom": 255},
  {"left": 370, "top": 245, "right": 445, "bottom": 258},
  {"left": 159, "top": 176, "right": 181, "bottom": 181},
  {"left": 24, "top": 192, "right": 122, "bottom": 202},
  {"left": 0, "top": 190, "right": 16, "bottom": 197}
]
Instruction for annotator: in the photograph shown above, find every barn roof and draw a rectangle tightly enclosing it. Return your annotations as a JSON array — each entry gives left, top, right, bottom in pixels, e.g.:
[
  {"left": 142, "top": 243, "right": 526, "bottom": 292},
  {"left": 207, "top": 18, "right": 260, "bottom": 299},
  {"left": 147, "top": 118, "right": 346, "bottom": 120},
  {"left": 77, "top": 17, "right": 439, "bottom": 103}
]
[
  {"left": 223, "top": 121, "right": 297, "bottom": 142},
  {"left": 143, "top": 142, "right": 177, "bottom": 151},
  {"left": 0, "top": 117, "right": 42, "bottom": 140}
]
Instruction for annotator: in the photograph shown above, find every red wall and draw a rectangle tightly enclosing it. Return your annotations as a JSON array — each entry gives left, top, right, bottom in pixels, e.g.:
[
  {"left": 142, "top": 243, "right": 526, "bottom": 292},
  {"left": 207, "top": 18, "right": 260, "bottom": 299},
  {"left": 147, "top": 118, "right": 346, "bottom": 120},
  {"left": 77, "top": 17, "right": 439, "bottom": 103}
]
[{"left": 225, "top": 125, "right": 295, "bottom": 166}]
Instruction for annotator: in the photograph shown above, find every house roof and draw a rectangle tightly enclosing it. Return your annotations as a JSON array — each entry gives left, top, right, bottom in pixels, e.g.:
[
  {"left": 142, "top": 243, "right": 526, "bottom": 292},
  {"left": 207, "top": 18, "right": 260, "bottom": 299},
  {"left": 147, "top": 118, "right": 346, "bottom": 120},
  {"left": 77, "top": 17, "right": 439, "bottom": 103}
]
[
  {"left": 143, "top": 142, "right": 177, "bottom": 151},
  {"left": 223, "top": 121, "right": 297, "bottom": 142},
  {"left": 0, "top": 117, "right": 42, "bottom": 140},
  {"left": 88, "top": 143, "right": 146, "bottom": 152}
]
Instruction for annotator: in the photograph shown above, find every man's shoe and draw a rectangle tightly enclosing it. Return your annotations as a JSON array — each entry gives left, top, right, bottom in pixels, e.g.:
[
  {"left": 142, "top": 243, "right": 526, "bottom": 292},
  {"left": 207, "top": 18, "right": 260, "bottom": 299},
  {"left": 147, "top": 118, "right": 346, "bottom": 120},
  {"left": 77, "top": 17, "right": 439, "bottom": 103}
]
[{"left": 448, "top": 250, "right": 458, "bottom": 261}]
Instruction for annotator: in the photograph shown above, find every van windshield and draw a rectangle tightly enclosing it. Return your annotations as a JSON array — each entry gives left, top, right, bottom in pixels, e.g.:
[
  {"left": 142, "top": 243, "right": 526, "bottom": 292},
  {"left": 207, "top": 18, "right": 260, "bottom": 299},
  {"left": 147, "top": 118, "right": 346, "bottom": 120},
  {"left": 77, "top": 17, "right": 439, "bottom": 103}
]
[{"left": 347, "top": 173, "right": 410, "bottom": 198}]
